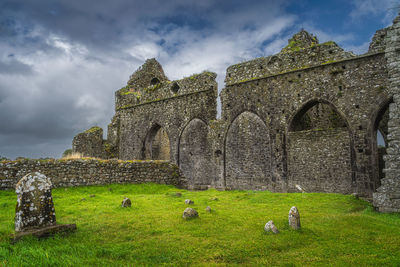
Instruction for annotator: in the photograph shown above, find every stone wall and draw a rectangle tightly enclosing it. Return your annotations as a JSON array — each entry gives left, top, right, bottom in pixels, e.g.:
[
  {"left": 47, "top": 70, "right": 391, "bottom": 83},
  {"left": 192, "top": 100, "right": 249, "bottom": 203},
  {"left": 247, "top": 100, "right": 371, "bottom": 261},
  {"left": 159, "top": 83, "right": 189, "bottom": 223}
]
[
  {"left": 179, "top": 118, "right": 212, "bottom": 189},
  {"left": 224, "top": 111, "right": 275, "bottom": 191},
  {"left": 0, "top": 159, "right": 187, "bottom": 190},
  {"left": 72, "top": 127, "right": 106, "bottom": 158},
  {"left": 287, "top": 128, "right": 352, "bottom": 193},
  {"left": 374, "top": 15, "right": 400, "bottom": 212},
  {"left": 117, "top": 72, "right": 217, "bottom": 163}
]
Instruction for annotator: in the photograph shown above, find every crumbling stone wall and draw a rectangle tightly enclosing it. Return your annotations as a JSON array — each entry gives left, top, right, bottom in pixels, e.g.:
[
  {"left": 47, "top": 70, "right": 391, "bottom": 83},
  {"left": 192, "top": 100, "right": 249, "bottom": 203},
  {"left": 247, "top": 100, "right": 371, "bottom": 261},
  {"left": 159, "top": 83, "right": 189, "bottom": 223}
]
[
  {"left": 69, "top": 16, "right": 400, "bottom": 201},
  {"left": 373, "top": 15, "right": 400, "bottom": 212},
  {"left": 0, "top": 159, "right": 187, "bottom": 190},
  {"left": 72, "top": 127, "right": 106, "bottom": 158}
]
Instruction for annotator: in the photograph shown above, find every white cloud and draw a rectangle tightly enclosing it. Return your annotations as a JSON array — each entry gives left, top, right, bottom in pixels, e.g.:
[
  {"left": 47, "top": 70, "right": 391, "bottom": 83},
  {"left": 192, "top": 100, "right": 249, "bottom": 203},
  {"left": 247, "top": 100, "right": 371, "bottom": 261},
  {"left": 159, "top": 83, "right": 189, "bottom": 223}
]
[{"left": 350, "top": 0, "right": 399, "bottom": 24}]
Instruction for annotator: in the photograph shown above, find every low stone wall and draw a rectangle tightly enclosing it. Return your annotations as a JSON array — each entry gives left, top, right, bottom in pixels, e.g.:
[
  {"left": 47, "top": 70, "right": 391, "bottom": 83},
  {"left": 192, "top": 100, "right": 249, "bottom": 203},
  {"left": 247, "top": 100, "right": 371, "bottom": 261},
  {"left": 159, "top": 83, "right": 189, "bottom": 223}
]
[{"left": 0, "top": 158, "right": 187, "bottom": 190}]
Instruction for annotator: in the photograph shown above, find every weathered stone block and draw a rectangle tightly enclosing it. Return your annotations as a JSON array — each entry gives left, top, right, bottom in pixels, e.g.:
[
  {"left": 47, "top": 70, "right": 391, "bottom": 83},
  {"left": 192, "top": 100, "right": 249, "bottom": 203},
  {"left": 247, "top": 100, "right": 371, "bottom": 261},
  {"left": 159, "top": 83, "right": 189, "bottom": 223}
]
[{"left": 15, "top": 172, "right": 56, "bottom": 232}]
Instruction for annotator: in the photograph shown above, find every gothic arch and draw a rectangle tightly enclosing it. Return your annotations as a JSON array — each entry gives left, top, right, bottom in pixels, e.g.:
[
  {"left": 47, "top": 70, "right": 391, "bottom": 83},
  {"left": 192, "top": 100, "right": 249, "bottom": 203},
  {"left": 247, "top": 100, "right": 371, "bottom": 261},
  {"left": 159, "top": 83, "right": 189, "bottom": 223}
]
[
  {"left": 142, "top": 123, "right": 171, "bottom": 160},
  {"left": 224, "top": 111, "right": 272, "bottom": 190},
  {"left": 286, "top": 99, "right": 354, "bottom": 193},
  {"left": 288, "top": 98, "right": 350, "bottom": 132},
  {"left": 178, "top": 118, "right": 211, "bottom": 189}
]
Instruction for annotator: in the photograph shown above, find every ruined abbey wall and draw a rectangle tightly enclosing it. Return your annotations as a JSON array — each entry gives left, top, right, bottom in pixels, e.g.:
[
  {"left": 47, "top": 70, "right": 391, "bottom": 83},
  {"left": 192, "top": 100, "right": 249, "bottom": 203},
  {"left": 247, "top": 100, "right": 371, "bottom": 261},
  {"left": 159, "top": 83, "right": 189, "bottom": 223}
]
[
  {"left": 0, "top": 159, "right": 186, "bottom": 190},
  {"left": 72, "top": 15, "right": 400, "bottom": 211}
]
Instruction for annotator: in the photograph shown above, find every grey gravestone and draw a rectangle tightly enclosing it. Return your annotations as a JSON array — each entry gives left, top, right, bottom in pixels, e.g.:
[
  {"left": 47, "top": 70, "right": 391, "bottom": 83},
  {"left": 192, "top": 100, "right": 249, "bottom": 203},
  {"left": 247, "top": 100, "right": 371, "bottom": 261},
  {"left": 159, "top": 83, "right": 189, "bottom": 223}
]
[
  {"left": 288, "top": 206, "right": 301, "bottom": 230},
  {"left": 264, "top": 220, "right": 279, "bottom": 234},
  {"left": 15, "top": 172, "right": 56, "bottom": 232},
  {"left": 14, "top": 172, "right": 76, "bottom": 242}
]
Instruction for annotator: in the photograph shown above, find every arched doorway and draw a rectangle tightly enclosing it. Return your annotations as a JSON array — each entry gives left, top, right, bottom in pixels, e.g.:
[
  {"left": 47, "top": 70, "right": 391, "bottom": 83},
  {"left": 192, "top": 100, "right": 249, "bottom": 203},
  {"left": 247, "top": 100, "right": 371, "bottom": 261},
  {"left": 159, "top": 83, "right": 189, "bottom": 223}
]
[
  {"left": 287, "top": 100, "right": 353, "bottom": 193},
  {"left": 142, "top": 124, "right": 171, "bottom": 160},
  {"left": 178, "top": 118, "right": 211, "bottom": 189},
  {"left": 224, "top": 111, "right": 272, "bottom": 190}
]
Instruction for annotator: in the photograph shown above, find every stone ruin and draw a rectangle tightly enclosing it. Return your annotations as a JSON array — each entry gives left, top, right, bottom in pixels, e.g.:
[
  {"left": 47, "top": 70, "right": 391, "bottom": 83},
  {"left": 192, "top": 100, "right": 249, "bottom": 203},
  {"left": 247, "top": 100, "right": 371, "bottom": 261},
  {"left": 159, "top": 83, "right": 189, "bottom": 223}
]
[{"left": 72, "top": 15, "right": 400, "bottom": 212}]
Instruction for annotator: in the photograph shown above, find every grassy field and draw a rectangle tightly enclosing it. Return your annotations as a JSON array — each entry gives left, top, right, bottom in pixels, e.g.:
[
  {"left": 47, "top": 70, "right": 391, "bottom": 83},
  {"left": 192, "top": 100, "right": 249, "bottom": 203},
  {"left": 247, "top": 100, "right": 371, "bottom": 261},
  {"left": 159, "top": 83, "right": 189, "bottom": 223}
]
[{"left": 0, "top": 183, "right": 400, "bottom": 266}]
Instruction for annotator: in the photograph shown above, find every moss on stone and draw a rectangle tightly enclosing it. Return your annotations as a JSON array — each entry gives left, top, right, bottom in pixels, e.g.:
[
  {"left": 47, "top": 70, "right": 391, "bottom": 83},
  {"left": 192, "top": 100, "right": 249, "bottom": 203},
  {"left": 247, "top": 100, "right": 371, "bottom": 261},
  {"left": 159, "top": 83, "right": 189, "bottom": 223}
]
[{"left": 85, "top": 126, "right": 102, "bottom": 134}]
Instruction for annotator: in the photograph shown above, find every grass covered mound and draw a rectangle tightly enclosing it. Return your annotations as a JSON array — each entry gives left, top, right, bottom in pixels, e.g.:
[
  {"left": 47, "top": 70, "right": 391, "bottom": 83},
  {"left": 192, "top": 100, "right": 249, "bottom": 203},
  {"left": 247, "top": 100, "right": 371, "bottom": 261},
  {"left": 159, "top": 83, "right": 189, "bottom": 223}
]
[{"left": 0, "top": 183, "right": 400, "bottom": 266}]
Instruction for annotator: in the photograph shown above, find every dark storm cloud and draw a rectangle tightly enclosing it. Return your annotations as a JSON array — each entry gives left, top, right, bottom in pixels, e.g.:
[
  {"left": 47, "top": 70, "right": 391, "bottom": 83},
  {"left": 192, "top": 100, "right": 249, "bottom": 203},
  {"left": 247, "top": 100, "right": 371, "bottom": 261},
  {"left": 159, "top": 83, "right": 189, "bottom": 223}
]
[
  {"left": 0, "top": 0, "right": 286, "bottom": 50},
  {"left": 0, "top": 58, "right": 34, "bottom": 75}
]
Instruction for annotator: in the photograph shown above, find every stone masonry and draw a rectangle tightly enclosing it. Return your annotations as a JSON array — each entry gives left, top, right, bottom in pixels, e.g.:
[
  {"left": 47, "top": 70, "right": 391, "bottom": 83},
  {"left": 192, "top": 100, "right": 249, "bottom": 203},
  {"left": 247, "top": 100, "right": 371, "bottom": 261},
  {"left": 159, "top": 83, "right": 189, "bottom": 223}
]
[
  {"left": 0, "top": 158, "right": 187, "bottom": 190},
  {"left": 71, "top": 15, "right": 400, "bottom": 211},
  {"left": 373, "top": 15, "right": 400, "bottom": 212}
]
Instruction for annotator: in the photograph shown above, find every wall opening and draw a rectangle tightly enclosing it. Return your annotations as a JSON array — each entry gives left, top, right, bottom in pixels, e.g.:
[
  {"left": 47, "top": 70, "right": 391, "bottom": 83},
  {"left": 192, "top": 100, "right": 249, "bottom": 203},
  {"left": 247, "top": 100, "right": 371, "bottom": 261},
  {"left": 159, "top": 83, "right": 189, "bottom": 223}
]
[
  {"left": 142, "top": 124, "right": 170, "bottom": 160},
  {"left": 372, "top": 100, "right": 390, "bottom": 190},
  {"left": 150, "top": 77, "right": 160, "bottom": 86},
  {"left": 287, "top": 100, "right": 353, "bottom": 193},
  {"left": 171, "top": 82, "right": 180, "bottom": 93}
]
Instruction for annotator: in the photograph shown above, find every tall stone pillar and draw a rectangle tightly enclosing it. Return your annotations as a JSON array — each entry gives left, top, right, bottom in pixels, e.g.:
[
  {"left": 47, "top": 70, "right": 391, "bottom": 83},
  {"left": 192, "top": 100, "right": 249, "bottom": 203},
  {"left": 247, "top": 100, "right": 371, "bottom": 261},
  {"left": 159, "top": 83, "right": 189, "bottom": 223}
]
[{"left": 373, "top": 14, "right": 400, "bottom": 212}]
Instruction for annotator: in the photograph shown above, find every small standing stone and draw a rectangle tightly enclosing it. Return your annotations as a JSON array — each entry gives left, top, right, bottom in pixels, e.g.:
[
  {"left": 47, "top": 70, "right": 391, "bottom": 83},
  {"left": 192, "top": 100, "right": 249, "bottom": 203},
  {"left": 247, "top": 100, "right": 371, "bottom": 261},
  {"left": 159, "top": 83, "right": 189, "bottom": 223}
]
[
  {"left": 288, "top": 206, "right": 301, "bottom": 230},
  {"left": 264, "top": 220, "right": 279, "bottom": 234},
  {"left": 183, "top": 208, "right": 198, "bottom": 219},
  {"left": 185, "top": 199, "right": 194, "bottom": 205},
  {"left": 121, "top": 197, "right": 131, "bottom": 208},
  {"left": 15, "top": 172, "right": 56, "bottom": 232},
  {"left": 205, "top": 206, "right": 212, "bottom": 212}
]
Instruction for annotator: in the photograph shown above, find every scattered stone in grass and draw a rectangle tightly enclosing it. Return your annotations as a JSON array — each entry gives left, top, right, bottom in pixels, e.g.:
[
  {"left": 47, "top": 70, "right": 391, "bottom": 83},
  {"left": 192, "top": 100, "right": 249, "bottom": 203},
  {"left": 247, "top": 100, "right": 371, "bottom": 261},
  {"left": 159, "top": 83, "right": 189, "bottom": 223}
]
[
  {"left": 352, "top": 193, "right": 359, "bottom": 199},
  {"left": 174, "top": 192, "right": 182, "bottom": 197},
  {"left": 210, "top": 197, "right": 219, "bottom": 201},
  {"left": 264, "top": 220, "right": 279, "bottom": 234},
  {"left": 185, "top": 199, "right": 194, "bottom": 205},
  {"left": 81, "top": 198, "right": 87, "bottom": 201},
  {"left": 121, "top": 197, "right": 131, "bottom": 207},
  {"left": 183, "top": 208, "right": 198, "bottom": 219},
  {"left": 288, "top": 206, "right": 301, "bottom": 230},
  {"left": 205, "top": 206, "right": 212, "bottom": 212},
  {"left": 90, "top": 194, "right": 96, "bottom": 198}
]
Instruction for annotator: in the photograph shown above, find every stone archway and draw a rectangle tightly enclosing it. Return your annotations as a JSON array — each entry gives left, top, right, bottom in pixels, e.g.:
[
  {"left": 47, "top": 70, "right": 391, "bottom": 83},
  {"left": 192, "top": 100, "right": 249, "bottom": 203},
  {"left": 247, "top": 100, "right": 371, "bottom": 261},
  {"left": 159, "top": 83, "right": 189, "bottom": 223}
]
[
  {"left": 142, "top": 124, "right": 171, "bottom": 160},
  {"left": 287, "top": 100, "right": 353, "bottom": 193},
  {"left": 178, "top": 118, "right": 211, "bottom": 189},
  {"left": 224, "top": 111, "right": 272, "bottom": 190}
]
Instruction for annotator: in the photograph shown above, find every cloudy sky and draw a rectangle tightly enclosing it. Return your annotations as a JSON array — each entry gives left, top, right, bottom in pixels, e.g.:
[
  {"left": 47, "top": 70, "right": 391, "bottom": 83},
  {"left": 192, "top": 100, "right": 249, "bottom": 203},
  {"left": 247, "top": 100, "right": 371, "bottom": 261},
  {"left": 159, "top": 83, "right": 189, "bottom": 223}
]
[{"left": 0, "top": 0, "right": 398, "bottom": 159}]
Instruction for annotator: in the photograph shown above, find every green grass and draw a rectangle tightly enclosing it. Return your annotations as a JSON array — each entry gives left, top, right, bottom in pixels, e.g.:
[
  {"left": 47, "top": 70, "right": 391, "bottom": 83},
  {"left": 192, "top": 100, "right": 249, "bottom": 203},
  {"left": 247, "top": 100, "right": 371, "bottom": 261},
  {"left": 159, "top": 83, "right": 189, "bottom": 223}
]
[{"left": 1, "top": 183, "right": 400, "bottom": 266}]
